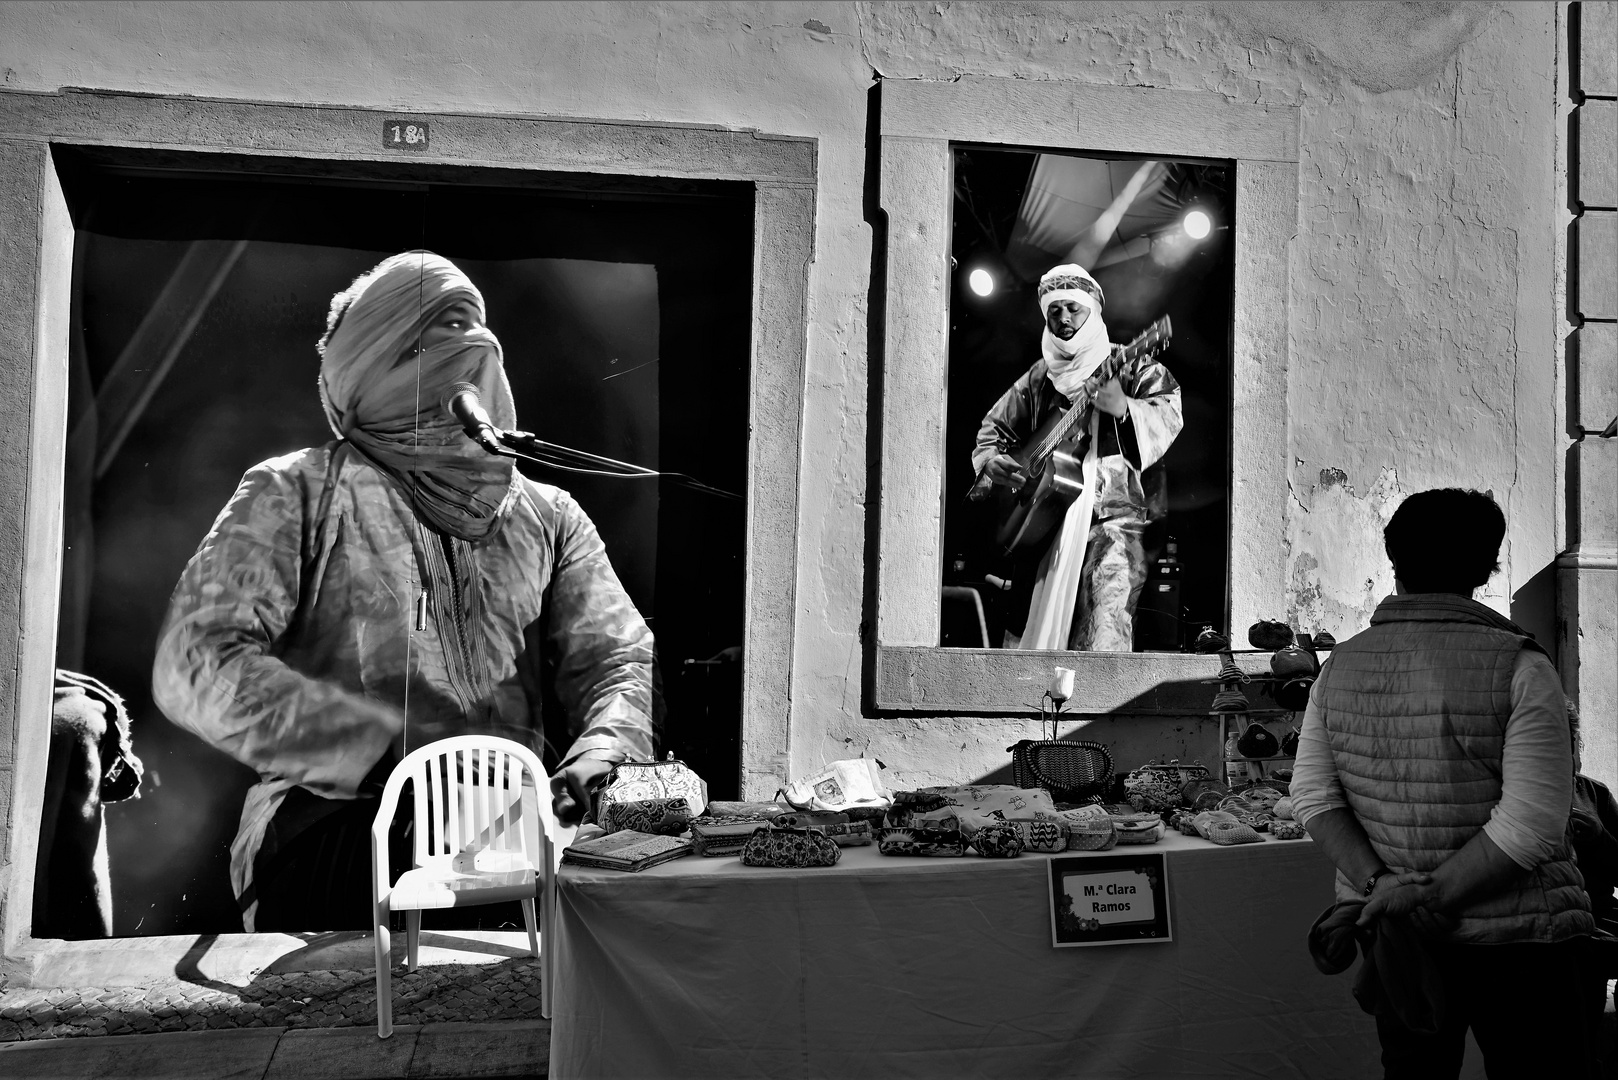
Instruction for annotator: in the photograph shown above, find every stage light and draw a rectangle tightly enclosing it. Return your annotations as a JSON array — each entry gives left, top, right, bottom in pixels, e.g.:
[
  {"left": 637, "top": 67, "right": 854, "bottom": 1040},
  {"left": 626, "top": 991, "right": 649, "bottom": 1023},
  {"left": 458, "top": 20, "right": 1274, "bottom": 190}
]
[
  {"left": 1183, "top": 210, "right": 1212, "bottom": 240},
  {"left": 968, "top": 268, "right": 994, "bottom": 296}
]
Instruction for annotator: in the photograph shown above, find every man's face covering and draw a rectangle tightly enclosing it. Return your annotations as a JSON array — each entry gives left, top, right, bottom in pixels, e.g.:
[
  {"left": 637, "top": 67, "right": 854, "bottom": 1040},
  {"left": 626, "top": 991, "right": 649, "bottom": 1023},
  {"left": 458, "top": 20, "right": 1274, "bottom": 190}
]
[{"left": 318, "top": 252, "right": 519, "bottom": 541}]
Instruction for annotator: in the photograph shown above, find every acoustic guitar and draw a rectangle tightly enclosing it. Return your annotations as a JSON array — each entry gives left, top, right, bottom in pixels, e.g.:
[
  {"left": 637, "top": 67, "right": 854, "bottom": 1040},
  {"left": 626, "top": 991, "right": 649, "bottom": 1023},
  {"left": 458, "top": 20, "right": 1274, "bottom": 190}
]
[{"left": 980, "top": 316, "right": 1172, "bottom": 559}]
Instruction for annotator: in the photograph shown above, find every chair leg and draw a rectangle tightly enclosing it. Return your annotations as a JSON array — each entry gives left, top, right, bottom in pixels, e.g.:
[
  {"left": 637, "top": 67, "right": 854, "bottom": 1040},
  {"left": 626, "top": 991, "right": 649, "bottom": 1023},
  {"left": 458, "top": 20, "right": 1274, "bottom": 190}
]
[
  {"left": 540, "top": 887, "right": 552, "bottom": 1021},
  {"left": 522, "top": 896, "right": 539, "bottom": 959},
  {"left": 406, "top": 909, "right": 422, "bottom": 972},
  {"left": 375, "top": 906, "right": 393, "bottom": 1039}
]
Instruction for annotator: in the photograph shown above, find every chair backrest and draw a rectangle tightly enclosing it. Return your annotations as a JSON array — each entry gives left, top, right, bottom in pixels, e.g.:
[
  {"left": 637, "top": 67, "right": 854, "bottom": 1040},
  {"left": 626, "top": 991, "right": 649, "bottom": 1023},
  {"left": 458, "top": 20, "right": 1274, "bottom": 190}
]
[{"left": 374, "top": 735, "right": 557, "bottom": 874}]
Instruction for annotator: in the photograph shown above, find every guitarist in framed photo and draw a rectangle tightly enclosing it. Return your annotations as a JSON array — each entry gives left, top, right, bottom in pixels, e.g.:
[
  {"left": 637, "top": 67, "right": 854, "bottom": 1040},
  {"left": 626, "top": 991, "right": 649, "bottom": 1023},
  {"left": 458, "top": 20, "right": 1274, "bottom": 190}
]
[{"left": 969, "top": 264, "right": 1183, "bottom": 652}]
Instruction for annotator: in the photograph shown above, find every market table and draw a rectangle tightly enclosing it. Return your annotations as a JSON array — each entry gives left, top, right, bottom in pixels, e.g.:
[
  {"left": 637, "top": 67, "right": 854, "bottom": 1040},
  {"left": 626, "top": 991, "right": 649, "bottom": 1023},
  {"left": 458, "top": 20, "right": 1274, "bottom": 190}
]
[{"left": 548, "top": 831, "right": 1482, "bottom": 1079}]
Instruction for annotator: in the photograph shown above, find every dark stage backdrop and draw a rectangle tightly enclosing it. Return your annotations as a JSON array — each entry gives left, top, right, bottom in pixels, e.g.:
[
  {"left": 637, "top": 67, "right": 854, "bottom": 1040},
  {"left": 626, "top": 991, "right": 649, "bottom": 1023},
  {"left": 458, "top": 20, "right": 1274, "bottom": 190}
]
[{"left": 51, "top": 160, "right": 752, "bottom": 936}]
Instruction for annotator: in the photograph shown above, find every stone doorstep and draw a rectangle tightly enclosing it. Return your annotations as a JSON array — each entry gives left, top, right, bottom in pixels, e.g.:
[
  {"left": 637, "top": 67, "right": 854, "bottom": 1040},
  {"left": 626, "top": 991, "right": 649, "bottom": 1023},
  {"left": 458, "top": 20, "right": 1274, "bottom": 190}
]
[
  {"left": 0, "top": 1020, "right": 549, "bottom": 1079},
  {"left": 14, "top": 930, "right": 540, "bottom": 989}
]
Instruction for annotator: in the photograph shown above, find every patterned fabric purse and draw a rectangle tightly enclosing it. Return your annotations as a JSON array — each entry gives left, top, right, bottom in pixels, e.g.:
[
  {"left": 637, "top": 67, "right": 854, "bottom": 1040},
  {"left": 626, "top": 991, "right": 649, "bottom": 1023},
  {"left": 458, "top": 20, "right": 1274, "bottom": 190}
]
[
  {"left": 1109, "top": 812, "right": 1167, "bottom": 845},
  {"left": 688, "top": 816, "right": 771, "bottom": 857},
  {"left": 879, "top": 793, "right": 967, "bottom": 856},
  {"left": 740, "top": 825, "right": 841, "bottom": 868},
  {"left": 1066, "top": 818, "right": 1118, "bottom": 850},
  {"left": 593, "top": 759, "right": 708, "bottom": 823},
  {"left": 971, "top": 823, "right": 1023, "bottom": 858},
  {"left": 599, "top": 797, "right": 693, "bottom": 836},
  {"left": 1008, "top": 819, "right": 1067, "bottom": 853},
  {"left": 772, "top": 810, "right": 873, "bottom": 847},
  {"left": 1124, "top": 760, "right": 1212, "bottom": 812}
]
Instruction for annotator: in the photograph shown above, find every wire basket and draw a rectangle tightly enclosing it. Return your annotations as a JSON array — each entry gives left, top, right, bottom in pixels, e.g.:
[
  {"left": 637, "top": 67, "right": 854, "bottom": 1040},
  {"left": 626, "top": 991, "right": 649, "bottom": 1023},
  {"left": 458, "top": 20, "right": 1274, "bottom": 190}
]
[{"left": 1009, "top": 739, "right": 1115, "bottom": 804}]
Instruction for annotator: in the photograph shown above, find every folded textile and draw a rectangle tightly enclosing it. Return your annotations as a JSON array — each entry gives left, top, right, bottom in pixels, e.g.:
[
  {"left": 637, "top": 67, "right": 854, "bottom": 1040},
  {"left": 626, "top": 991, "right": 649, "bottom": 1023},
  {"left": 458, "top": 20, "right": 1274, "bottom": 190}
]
[{"left": 1308, "top": 900, "right": 1446, "bottom": 1035}]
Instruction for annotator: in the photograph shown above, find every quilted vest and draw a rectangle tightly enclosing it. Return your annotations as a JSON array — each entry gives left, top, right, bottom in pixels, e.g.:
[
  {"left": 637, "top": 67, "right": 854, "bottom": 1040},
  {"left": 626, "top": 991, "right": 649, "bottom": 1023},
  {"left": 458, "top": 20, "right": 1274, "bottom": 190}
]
[{"left": 1313, "top": 593, "right": 1592, "bottom": 945}]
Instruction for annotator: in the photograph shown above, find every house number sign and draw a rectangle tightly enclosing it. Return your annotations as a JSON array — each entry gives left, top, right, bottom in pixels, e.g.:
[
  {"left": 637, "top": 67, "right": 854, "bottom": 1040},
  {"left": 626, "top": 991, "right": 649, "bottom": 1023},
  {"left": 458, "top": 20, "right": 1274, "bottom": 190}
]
[{"left": 383, "top": 119, "right": 430, "bottom": 151}]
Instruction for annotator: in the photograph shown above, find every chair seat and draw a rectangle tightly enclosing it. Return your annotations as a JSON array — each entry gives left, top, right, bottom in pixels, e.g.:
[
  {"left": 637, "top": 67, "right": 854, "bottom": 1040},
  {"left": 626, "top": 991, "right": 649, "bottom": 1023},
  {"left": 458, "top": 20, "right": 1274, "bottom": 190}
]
[{"left": 390, "top": 856, "right": 537, "bottom": 911}]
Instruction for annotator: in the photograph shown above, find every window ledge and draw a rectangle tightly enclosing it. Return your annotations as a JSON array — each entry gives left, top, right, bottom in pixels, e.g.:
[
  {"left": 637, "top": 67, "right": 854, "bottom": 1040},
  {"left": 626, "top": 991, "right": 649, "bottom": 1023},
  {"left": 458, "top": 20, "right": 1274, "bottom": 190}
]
[{"left": 873, "top": 645, "right": 1277, "bottom": 715}]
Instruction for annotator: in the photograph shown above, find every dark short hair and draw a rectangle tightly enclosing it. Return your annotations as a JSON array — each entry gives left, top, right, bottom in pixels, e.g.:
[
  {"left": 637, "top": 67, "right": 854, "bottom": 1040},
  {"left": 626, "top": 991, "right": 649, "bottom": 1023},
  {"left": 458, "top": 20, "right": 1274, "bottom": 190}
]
[{"left": 1383, "top": 488, "right": 1505, "bottom": 594}]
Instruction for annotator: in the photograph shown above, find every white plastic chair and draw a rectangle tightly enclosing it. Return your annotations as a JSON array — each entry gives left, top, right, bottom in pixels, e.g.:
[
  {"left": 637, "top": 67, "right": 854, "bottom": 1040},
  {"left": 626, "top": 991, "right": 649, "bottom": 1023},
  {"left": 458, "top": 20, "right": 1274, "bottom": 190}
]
[{"left": 371, "top": 735, "right": 558, "bottom": 1038}]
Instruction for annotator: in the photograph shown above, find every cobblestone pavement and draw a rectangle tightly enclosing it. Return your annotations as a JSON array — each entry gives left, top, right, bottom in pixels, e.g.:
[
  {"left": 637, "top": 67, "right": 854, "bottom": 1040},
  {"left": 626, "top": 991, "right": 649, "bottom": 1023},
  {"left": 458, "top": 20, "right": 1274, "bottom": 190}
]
[{"left": 0, "top": 956, "right": 544, "bottom": 1042}]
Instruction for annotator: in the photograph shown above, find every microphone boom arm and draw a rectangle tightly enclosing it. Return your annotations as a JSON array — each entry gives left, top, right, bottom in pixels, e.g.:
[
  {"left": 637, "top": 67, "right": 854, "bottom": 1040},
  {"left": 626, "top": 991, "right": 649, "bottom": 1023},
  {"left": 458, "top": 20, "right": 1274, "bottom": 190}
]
[{"left": 493, "top": 429, "right": 743, "bottom": 502}]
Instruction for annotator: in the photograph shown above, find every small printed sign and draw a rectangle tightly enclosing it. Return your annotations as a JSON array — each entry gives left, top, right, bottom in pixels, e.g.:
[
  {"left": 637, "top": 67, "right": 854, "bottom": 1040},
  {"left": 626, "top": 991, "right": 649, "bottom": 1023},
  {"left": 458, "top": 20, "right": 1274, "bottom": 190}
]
[
  {"left": 1049, "top": 852, "right": 1171, "bottom": 947},
  {"left": 383, "top": 119, "right": 431, "bottom": 151}
]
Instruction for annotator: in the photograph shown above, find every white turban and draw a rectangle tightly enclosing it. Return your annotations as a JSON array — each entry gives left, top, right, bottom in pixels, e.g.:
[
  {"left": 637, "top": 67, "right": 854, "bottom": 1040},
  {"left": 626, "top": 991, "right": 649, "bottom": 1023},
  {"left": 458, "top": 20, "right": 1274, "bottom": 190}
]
[{"left": 1036, "top": 264, "right": 1111, "bottom": 399}]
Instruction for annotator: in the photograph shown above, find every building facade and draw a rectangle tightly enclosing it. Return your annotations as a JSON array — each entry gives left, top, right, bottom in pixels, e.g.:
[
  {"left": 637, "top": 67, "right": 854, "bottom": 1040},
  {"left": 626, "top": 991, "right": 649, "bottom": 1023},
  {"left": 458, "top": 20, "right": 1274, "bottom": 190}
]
[{"left": 0, "top": 0, "right": 1611, "bottom": 996}]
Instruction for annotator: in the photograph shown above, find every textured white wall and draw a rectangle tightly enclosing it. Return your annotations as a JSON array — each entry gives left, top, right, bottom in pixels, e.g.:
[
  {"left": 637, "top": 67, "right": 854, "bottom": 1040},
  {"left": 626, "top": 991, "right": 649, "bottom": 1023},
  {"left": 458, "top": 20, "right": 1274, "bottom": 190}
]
[{"left": 0, "top": 1, "right": 1564, "bottom": 789}]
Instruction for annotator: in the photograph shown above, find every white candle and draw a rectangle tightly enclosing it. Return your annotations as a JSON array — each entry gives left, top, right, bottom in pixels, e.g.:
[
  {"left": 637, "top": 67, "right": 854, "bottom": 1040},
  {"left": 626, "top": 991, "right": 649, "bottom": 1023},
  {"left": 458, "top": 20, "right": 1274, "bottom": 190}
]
[{"left": 1049, "top": 666, "right": 1075, "bottom": 703}]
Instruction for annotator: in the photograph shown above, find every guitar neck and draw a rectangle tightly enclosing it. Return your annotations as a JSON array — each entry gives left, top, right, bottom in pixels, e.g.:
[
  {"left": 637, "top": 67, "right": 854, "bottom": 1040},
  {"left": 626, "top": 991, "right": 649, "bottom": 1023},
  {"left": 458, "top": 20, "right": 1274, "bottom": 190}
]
[{"left": 1025, "top": 348, "right": 1128, "bottom": 464}]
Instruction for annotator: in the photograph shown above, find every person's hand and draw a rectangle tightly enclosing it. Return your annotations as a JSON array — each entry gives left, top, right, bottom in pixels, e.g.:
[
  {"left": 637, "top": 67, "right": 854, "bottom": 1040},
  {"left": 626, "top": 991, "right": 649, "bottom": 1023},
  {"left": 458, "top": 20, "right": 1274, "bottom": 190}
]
[
  {"left": 1094, "top": 378, "right": 1128, "bottom": 418},
  {"left": 1570, "top": 804, "right": 1602, "bottom": 841},
  {"left": 1355, "top": 871, "right": 1442, "bottom": 928},
  {"left": 985, "top": 453, "right": 1028, "bottom": 491},
  {"left": 551, "top": 757, "right": 615, "bottom": 825}
]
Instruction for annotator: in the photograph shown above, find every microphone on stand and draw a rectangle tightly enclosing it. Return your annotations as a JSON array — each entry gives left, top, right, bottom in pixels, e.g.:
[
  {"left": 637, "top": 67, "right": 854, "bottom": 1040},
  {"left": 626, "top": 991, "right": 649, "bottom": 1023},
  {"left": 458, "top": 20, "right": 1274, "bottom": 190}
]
[{"left": 443, "top": 382, "right": 506, "bottom": 456}]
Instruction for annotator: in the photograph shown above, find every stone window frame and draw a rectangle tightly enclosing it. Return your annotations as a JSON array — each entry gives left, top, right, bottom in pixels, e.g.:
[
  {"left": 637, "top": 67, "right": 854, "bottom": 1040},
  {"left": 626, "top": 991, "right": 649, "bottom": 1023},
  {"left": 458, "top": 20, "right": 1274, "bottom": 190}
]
[
  {"left": 872, "top": 77, "right": 1299, "bottom": 715},
  {"left": 0, "top": 89, "right": 815, "bottom": 977}
]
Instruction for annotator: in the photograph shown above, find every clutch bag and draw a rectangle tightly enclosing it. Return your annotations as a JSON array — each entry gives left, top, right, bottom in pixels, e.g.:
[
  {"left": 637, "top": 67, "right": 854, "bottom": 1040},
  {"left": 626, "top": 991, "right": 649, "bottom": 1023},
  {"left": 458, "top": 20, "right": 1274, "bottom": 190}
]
[
  {"left": 599, "top": 797, "right": 693, "bottom": 836},
  {"left": 688, "top": 816, "right": 770, "bottom": 857},
  {"left": 740, "top": 825, "right": 842, "bottom": 868}
]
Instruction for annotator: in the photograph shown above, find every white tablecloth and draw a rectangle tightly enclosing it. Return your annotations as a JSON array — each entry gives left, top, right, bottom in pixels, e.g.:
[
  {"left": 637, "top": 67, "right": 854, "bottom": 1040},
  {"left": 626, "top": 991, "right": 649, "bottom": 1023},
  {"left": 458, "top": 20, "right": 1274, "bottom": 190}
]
[{"left": 549, "top": 831, "right": 1482, "bottom": 1079}]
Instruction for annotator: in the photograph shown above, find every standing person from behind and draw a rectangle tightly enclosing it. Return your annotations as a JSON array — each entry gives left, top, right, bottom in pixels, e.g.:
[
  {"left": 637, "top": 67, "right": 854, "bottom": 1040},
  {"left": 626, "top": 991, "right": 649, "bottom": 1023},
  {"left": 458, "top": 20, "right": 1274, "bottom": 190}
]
[
  {"left": 1290, "top": 488, "right": 1595, "bottom": 1078},
  {"left": 153, "top": 251, "right": 654, "bottom": 932}
]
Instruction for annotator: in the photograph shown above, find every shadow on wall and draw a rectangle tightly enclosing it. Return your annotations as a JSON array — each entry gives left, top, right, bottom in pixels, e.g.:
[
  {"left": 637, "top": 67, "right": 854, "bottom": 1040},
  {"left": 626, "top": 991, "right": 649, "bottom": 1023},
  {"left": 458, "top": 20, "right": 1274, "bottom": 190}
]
[{"left": 966, "top": 670, "right": 1297, "bottom": 794}]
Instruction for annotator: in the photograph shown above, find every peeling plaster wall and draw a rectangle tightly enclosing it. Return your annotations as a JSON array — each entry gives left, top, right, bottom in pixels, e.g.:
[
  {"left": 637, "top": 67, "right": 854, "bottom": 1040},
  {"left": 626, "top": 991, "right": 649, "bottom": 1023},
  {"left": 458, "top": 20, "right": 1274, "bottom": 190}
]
[{"left": 0, "top": 2, "right": 1563, "bottom": 790}]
